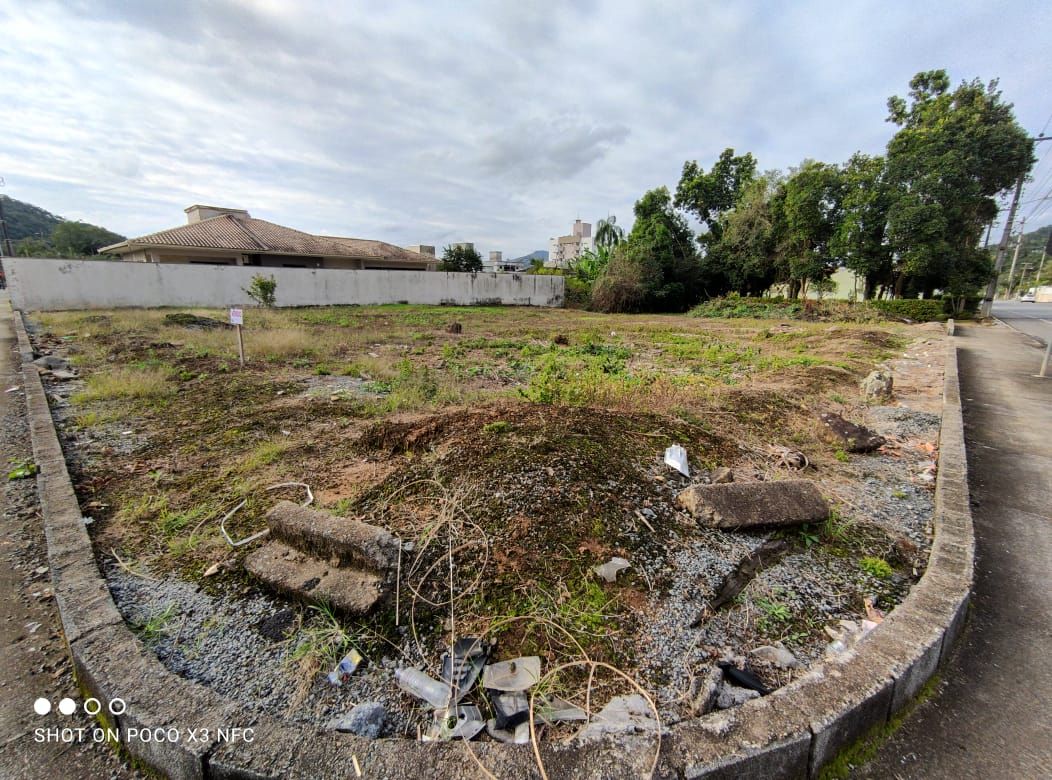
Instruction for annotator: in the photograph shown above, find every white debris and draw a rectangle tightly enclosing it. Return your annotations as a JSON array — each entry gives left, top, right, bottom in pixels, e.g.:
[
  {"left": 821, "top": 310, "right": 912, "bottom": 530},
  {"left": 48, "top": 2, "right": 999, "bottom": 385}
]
[
  {"left": 664, "top": 444, "right": 689, "bottom": 477},
  {"left": 481, "top": 657, "right": 541, "bottom": 691},
  {"left": 594, "top": 556, "right": 631, "bottom": 583},
  {"left": 578, "top": 694, "right": 657, "bottom": 741}
]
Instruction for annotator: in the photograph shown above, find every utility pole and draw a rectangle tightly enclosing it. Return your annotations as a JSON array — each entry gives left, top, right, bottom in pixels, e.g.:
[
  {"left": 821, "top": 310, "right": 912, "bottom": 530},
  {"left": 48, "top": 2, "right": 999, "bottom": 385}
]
[
  {"left": 981, "top": 134, "right": 1052, "bottom": 318},
  {"left": 1005, "top": 217, "right": 1027, "bottom": 298}
]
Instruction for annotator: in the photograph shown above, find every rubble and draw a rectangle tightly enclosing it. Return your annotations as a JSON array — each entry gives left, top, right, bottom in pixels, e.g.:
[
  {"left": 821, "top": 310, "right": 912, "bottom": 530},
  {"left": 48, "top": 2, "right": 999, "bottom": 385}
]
[
  {"left": 676, "top": 480, "right": 829, "bottom": 529},
  {"left": 818, "top": 411, "right": 886, "bottom": 453},
  {"left": 482, "top": 656, "right": 541, "bottom": 691}
]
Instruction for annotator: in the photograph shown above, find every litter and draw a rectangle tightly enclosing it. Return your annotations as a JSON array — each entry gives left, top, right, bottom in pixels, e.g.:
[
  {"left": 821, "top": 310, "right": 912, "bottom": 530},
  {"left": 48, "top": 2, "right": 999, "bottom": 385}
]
[
  {"left": 664, "top": 444, "right": 690, "bottom": 477},
  {"left": 717, "top": 662, "right": 769, "bottom": 695},
  {"left": 395, "top": 667, "right": 452, "bottom": 708},
  {"left": 486, "top": 719, "right": 531, "bottom": 744},
  {"left": 5, "top": 386, "right": 18, "bottom": 393},
  {"left": 25, "top": 622, "right": 41, "bottom": 634},
  {"left": 536, "top": 695, "right": 588, "bottom": 724},
  {"left": 441, "top": 637, "right": 487, "bottom": 703},
  {"left": 327, "top": 648, "right": 364, "bottom": 686},
  {"left": 749, "top": 643, "right": 800, "bottom": 669},
  {"left": 220, "top": 482, "right": 313, "bottom": 548},
  {"left": 578, "top": 694, "right": 657, "bottom": 741},
  {"left": 594, "top": 556, "right": 630, "bottom": 583},
  {"left": 82, "top": 516, "right": 95, "bottom": 525},
  {"left": 203, "top": 562, "right": 221, "bottom": 577},
  {"left": 482, "top": 656, "right": 541, "bottom": 691},
  {"left": 423, "top": 704, "right": 485, "bottom": 741},
  {"left": 489, "top": 690, "right": 529, "bottom": 730}
]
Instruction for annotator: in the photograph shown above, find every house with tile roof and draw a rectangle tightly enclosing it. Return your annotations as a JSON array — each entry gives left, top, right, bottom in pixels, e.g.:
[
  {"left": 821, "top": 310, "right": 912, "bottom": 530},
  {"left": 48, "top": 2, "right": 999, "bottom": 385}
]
[{"left": 100, "top": 205, "right": 437, "bottom": 271}]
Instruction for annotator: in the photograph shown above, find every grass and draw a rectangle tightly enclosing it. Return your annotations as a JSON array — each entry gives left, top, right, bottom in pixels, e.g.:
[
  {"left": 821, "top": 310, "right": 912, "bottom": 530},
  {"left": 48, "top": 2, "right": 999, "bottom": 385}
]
[
  {"left": 137, "top": 602, "right": 178, "bottom": 642},
  {"left": 859, "top": 556, "right": 894, "bottom": 580},
  {"left": 72, "top": 366, "right": 173, "bottom": 403}
]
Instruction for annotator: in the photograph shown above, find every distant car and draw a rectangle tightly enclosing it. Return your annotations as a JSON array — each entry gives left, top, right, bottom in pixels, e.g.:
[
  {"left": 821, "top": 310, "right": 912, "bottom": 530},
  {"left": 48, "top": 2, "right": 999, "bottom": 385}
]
[{"left": 1020, "top": 291, "right": 1036, "bottom": 303}]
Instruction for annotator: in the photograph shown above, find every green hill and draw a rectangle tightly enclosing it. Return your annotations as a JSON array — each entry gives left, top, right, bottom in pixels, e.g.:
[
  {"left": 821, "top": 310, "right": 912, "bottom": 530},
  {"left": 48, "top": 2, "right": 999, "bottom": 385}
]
[
  {"left": 0, "top": 195, "right": 63, "bottom": 242},
  {"left": 0, "top": 195, "right": 124, "bottom": 257}
]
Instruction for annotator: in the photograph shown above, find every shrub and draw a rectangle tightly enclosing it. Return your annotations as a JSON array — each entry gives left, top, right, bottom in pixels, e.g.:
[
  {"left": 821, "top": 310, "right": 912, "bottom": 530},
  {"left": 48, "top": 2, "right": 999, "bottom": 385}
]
[
  {"left": 564, "top": 277, "right": 591, "bottom": 309},
  {"left": 245, "top": 274, "right": 277, "bottom": 307},
  {"left": 867, "top": 298, "right": 944, "bottom": 321},
  {"left": 590, "top": 254, "right": 647, "bottom": 313}
]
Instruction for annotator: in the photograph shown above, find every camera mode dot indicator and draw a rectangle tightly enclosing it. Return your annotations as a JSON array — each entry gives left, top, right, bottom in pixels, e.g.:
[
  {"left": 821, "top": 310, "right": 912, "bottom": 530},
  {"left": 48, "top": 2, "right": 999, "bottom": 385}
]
[{"left": 33, "top": 698, "right": 51, "bottom": 715}]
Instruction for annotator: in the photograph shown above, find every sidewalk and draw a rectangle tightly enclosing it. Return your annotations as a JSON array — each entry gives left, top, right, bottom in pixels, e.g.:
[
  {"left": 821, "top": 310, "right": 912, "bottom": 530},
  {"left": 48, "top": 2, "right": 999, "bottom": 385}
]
[
  {"left": 857, "top": 322, "right": 1052, "bottom": 778},
  {"left": 0, "top": 296, "right": 137, "bottom": 779}
]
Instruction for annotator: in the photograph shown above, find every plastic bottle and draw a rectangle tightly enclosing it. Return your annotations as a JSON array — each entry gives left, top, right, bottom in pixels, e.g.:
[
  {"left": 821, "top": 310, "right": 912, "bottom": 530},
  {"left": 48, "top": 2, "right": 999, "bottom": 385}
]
[{"left": 395, "top": 668, "right": 451, "bottom": 708}]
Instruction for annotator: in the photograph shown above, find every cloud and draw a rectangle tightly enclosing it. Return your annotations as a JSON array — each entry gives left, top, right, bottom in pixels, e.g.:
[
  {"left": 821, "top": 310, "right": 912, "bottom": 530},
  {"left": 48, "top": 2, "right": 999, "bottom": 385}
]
[{"left": 0, "top": 0, "right": 1050, "bottom": 256}]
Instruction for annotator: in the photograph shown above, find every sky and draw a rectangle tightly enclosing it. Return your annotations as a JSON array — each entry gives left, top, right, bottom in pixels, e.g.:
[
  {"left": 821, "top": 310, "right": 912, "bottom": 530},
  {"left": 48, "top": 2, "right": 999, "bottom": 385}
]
[{"left": 1, "top": 0, "right": 1050, "bottom": 258}]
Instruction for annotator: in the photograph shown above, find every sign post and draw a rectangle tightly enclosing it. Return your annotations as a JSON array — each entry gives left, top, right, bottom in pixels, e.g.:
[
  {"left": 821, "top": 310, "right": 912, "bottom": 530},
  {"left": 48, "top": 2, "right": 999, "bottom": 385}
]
[{"left": 229, "top": 308, "right": 245, "bottom": 368}]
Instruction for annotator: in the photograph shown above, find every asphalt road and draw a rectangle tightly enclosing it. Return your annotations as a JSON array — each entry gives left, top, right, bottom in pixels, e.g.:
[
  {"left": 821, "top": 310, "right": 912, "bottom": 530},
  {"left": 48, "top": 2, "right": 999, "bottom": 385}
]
[{"left": 992, "top": 301, "right": 1052, "bottom": 346}]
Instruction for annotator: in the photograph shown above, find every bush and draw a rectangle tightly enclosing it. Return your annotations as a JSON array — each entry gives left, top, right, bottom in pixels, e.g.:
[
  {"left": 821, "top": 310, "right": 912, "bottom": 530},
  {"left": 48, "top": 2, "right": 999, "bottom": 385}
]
[
  {"left": 867, "top": 298, "right": 944, "bottom": 321},
  {"left": 564, "top": 277, "right": 591, "bottom": 309},
  {"left": 244, "top": 274, "right": 277, "bottom": 307},
  {"left": 590, "top": 254, "right": 647, "bottom": 313}
]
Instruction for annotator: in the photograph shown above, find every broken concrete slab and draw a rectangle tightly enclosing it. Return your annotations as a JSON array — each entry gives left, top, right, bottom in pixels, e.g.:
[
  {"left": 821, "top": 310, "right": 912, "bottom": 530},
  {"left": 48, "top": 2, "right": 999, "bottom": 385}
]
[
  {"left": 265, "top": 500, "right": 399, "bottom": 572},
  {"left": 244, "top": 541, "right": 386, "bottom": 615},
  {"left": 676, "top": 480, "right": 829, "bottom": 529},
  {"left": 32, "top": 355, "right": 69, "bottom": 371},
  {"left": 818, "top": 412, "right": 886, "bottom": 453}
]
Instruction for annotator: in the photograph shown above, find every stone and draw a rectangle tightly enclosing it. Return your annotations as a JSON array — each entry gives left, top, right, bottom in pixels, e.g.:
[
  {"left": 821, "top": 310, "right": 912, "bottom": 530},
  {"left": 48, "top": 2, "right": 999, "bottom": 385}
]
[
  {"left": 594, "top": 556, "right": 630, "bottom": 582},
  {"left": 818, "top": 411, "right": 886, "bottom": 453},
  {"left": 710, "top": 467, "right": 734, "bottom": 484},
  {"left": 715, "top": 682, "right": 761, "bottom": 709},
  {"left": 329, "top": 701, "right": 386, "bottom": 738},
  {"left": 49, "top": 369, "right": 79, "bottom": 381},
  {"left": 676, "top": 480, "right": 829, "bottom": 529},
  {"left": 860, "top": 370, "right": 893, "bottom": 400},
  {"left": 749, "top": 643, "right": 801, "bottom": 669},
  {"left": 690, "top": 666, "right": 724, "bottom": 715},
  {"left": 33, "top": 355, "right": 68, "bottom": 371}
]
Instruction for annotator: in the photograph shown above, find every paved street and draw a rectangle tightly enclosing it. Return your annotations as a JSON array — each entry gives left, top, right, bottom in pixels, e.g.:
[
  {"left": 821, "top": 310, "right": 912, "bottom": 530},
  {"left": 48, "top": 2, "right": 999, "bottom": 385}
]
[
  {"left": 857, "top": 322, "right": 1052, "bottom": 779},
  {"left": 993, "top": 301, "right": 1052, "bottom": 345}
]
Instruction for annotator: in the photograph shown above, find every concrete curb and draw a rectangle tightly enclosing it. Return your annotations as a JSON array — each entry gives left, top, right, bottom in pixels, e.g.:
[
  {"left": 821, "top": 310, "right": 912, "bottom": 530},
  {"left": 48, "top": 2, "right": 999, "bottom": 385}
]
[{"left": 18, "top": 310, "right": 972, "bottom": 780}]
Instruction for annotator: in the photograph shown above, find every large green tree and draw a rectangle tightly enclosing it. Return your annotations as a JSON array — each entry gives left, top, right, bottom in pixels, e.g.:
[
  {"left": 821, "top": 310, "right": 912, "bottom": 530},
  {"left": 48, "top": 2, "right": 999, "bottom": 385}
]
[
  {"left": 439, "top": 244, "right": 483, "bottom": 272},
  {"left": 832, "top": 153, "right": 894, "bottom": 299},
  {"left": 701, "top": 173, "right": 784, "bottom": 296},
  {"left": 884, "top": 70, "right": 1034, "bottom": 297},
  {"left": 592, "top": 187, "right": 701, "bottom": 312},
  {"left": 674, "top": 148, "right": 757, "bottom": 243},
  {"left": 776, "top": 160, "right": 844, "bottom": 297}
]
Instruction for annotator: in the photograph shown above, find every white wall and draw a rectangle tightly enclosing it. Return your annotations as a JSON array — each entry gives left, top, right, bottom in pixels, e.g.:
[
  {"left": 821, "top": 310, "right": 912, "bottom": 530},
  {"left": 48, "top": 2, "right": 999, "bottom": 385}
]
[{"left": 5, "top": 257, "right": 565, "bottom": 311}]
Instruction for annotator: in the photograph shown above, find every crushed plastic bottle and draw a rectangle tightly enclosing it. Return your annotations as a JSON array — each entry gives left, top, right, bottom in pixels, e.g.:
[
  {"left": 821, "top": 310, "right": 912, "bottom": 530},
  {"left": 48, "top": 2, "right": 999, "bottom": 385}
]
[
  {"left": 327, "top": 648, "right": 364, "bottom": 686},
  {"left": 395, "top": 667, "right": 452, "bottom": 708}
]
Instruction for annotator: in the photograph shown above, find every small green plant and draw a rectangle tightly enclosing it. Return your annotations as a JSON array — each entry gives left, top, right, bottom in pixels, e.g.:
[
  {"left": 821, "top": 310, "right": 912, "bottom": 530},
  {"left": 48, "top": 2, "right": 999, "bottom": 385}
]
[
  {"left": 834, "top": 449, "right": 850, "bottom": 462},
  {"left": 482, "top": 420, "right": 509, "bottom": 435},
  {"left": 244, "top": 274, "right": 277, "bottom": 307},
  {"left": 797, "top": 523, "right": 821, "bottom": 548},
  {"left": 754, "top": 596, "right": 793, "bottom": 634},
  {"left": 892, "top": 489, "right": 907, "bottom": 499},
  {"left": 7, "top": 459, "right": 37, "bottom": 480},
  {"left": 315, "top": 364, "right": 332, "bottom": 376},
  {"left": 859, "top": 556, "right": 893, "bottom": 579},
  {"left": 139, "top": 603, "right": 178, "bottom": 642},
  {"left": 829, "top": 392, "right": 846, "bottom": 404}
]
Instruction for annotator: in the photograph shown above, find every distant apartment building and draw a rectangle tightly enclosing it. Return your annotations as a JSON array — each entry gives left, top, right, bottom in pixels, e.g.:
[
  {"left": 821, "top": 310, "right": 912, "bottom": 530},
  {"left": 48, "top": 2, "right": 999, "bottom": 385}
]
[{"left": 546, "top": 220, "right": 594, "bottom": 268}]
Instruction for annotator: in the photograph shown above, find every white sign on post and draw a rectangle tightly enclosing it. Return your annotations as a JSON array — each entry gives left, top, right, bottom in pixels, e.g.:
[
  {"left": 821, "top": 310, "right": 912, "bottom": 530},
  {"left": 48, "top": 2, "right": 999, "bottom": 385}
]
[{"left": 229, "top": 307, "right": 244, "bottom": 326}]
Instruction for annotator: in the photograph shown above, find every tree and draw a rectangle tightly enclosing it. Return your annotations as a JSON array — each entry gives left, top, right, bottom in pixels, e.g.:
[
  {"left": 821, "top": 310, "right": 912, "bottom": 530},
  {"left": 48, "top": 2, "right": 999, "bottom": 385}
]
[
  {"left": 15, "top": 237, "right": 52, "bottom": 257},
  {"left": 884, "top": 70, "right": 1034, "bottom": 297},
  {"left": 700, "top": 173, "right": 784, "bottom": 296},
  {"left": 50, "top": 221, "right": 125, "bottom": 257},
  {"left": 777, "top": 160, "right": 844, "bottom": 297},
  {"left": 674, "top": 148, "right": 758, "bottom": 243},
  {"left": 594, "top": 215, "right": 624, "bottom": 249},
  {"left": 570, "top": 245, "right": 611, "bottom": 283},
  {"left": 439, "top": 244, "right": 483, "bottom": 273},
  {"left": 832, "top": 153, "right": 894, "bottom": 299},
  {"left": 592, "top": 187, "right": 701, "bottom": 312}
]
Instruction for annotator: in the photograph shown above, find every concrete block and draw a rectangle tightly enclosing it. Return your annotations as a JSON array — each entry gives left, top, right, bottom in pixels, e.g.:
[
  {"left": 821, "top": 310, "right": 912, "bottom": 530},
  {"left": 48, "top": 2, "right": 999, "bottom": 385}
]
[
  {"left": 676, "top": 481, "right": 829, "bottom": 529},
  {"left": 265, "top": 501, "right": 399, "bottom": 571},
  {"left": 50, "top": 559, "right": 124, "bottom": 644}
]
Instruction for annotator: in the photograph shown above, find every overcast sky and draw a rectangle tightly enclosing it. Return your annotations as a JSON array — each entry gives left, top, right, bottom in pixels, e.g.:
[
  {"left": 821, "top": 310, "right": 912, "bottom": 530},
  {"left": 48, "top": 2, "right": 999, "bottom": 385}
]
[{"left": 1, "top": 0, "right": 1050, "bottom": 258}]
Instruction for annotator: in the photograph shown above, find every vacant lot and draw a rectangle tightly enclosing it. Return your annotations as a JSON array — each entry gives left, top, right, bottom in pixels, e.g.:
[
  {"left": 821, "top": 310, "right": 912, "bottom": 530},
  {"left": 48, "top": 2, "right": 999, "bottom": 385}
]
[{"left": 31, "top": 304, "right": 935, "bottom": 732}]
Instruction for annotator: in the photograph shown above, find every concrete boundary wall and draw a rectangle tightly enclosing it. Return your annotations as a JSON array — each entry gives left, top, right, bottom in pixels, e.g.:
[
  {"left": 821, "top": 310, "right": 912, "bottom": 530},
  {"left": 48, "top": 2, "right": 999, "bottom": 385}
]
[
  {"left": 18, "top": 309, "right": 973, "bottom": 779},
  {"left": 6, "top": 257, "right": 565, "bottom": 311}
]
